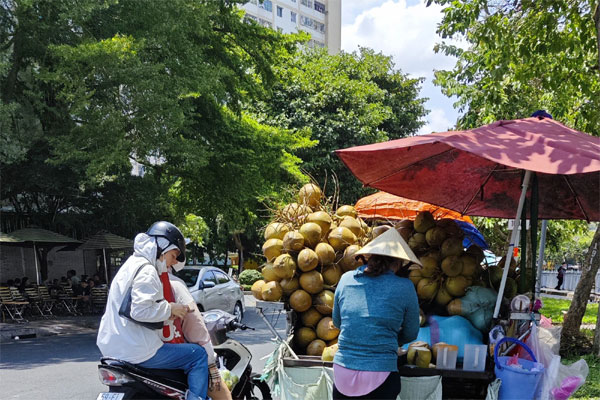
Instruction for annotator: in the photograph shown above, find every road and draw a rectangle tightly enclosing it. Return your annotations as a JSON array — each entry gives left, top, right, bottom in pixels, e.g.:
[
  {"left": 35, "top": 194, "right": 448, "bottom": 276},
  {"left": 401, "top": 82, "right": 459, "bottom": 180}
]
[{"left": 0, "top": 300, "right": 287, "bottom": 400}]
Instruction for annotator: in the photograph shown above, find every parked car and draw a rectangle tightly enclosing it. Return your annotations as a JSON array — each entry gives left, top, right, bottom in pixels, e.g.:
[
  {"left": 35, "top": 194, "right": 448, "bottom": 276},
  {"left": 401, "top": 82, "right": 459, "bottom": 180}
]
[{"left": 174, "top": 266, "right": 245, "bottom": 321}]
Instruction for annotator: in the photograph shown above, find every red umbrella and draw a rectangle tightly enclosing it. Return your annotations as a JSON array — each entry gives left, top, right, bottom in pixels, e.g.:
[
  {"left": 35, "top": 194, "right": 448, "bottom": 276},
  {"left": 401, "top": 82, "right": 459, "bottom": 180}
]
[
  {"left": 337, "top": 116, "right": 600, "bottom": 317},
  {"left": 337, "top": 117, "right": 599, "bottom": 221}
]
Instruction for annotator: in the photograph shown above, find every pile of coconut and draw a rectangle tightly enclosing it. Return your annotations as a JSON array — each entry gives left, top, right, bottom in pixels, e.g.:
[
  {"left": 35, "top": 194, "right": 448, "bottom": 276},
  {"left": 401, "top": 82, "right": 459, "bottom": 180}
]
[{"left": 252, "top": 183, "right": 371, "bottom": 358}]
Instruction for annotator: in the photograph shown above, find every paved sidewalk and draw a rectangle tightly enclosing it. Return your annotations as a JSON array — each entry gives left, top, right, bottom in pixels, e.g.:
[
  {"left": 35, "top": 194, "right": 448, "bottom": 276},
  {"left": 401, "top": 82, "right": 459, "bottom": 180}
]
[{"left": 0, "top": 315, "right": 101, "bottom": 343}]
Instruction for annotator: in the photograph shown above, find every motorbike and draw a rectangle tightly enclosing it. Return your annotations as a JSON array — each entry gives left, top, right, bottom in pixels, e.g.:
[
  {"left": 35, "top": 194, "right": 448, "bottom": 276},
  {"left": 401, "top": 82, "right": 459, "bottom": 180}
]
[{"left": 97, "top": 310, "right": 272, "bottom": 400}]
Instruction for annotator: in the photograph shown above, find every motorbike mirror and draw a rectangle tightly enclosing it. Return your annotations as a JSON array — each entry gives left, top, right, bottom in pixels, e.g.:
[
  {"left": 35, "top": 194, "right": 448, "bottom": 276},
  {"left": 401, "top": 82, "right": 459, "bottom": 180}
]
[{"left": 201, "top": 280, "right": 216, "bottom": 289}]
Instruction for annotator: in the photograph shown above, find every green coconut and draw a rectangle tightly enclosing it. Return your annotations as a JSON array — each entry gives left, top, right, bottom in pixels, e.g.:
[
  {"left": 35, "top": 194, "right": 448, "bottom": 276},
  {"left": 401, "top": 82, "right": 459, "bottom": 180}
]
[
  {"left": 414, "top": 211, "right": 436, "bottom": 233},
  {"left": 306, "top": 339, "right": 327, "bottom": 356},
  {"left": 261, "top": 263, "right": 280, "bottom": 282},
  {"left": 409, "top": 269, "right": 423, "bottom": 287},
  {"left": 336, "top": 205, "right": 358, "bottom": 218},
  {"left": 447, "top": 298, "right": 462, "bottom": 315},
  {"left": 460, "top": 255, "right": 480, "bottom": 277},
  {"left": 314, "top": 290, "right": 334, "bottom": 315},
  {"left": 441, "top": 237, "right": 463, "bottom": 258},
  {"left": 262, "top": 238, "right": 283, "bottom": 262},
  {"left": 328, "top": 227, "right": 357, "bottom": 252},
  {"left": 299, "top": 223, "right": 323, "bottom": 249},
  {"left": 339, "top": 216, "right": 363, "bottom": 238},
  {"left": 289, "top": 289, "right": 312, "bottom": 312},
  {"left": 465, "top": 245, "right": 485, "bottom": 264},
  {"left": 437, "top": 218, "right": 464, "bottom": 238},
  {"left": 280, "top": 277, "right": 299, "bottom": 296},
  {"left": 441, "top": 255, "right": 464, "bottom": 277},
  {"left": 435, "top": 286, "right": 453, "bottom": 306},
  {"left": 420, "top": 256, "right": 440, "bottom": 278},
  {"left": 301, "top": 307, "right": 323, "bottom": 328},
  {"left": 322, "top": 264, "right": 342, "bottom": 285},
  {"left": 417, "top": 278, "right": 440, "bottom": 301},
  {"left": 426, "top": 226, "right": 448, "bottom": 247},
  {"left": 340, "top": 244, "right": 362, "bottom": 272},
  {"left": 299, "top": 270, "right": 324, "bottom": 294},
  {"left": 316, "top": 317, "right": 340, "bottom": 341},
  {"left": 282, "top": 203, "right": 312, "bottom": 221},
  {"left": 409, "top": 232, "right": 428, "bottom": 253},
  {"left": 296, "top": 327, "right": 317, "bottom": 347},
  {"left": 261, "top": 281, "right": 283, "bottom": 301},
  {"left": 445, "top": 275, "right": 469, "bottom": 297}
]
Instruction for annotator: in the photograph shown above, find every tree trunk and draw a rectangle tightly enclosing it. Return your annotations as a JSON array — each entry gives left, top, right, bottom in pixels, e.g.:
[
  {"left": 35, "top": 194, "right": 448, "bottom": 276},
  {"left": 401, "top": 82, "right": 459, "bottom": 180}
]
[
  {"left": 594, "top": 1, "right": 600, "bottom": 69},
  {"left": 232, "top": 232, "right": 244, "bottom": 277},
  {"left": 594, "top": 297, "right": 600, "bottom": 356},
  {"left": 561, "top": 226, "right": 600, "bottom": 341}
]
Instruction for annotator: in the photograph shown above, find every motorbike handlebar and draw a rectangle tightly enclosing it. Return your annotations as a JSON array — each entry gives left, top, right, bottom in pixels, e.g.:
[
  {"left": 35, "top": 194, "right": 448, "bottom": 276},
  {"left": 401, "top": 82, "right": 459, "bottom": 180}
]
[{"left": 229, "top": 321, "right": 255, "bottom": 331}]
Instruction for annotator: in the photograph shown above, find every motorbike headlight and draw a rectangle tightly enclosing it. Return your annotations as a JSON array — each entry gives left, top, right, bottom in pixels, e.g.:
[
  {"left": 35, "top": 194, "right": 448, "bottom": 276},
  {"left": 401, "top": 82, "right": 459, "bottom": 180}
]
[{"left": 203, "top": 312, "right": 220, "bottom": 323}]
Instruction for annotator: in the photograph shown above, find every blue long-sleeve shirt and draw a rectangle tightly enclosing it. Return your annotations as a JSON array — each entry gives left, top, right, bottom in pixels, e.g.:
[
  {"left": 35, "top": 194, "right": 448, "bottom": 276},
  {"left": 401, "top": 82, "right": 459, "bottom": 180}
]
[{"left": 332, "top": 265, "right": 420, "bottom": 372}]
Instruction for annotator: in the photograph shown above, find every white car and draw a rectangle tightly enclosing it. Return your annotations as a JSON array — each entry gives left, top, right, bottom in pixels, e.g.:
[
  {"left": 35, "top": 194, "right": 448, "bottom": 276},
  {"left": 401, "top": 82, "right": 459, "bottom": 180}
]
[{"left": 174, "top": 266, "right": 245, "bottom": 321}]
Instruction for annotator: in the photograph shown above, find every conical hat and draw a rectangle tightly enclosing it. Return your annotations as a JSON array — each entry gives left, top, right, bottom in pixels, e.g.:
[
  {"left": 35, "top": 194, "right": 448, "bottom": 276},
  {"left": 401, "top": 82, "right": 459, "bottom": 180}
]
[{"left": 355, "top": 228, "right": 421, "bottom": 265}]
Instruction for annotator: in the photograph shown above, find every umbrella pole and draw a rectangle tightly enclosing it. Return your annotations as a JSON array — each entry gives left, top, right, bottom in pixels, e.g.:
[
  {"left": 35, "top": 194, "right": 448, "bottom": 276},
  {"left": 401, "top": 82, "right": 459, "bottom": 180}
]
[
  {"left": 103, "top": 248, "right": 109, "bottom": 284},
  {"left": 493, "top": 170, "right": 532, "bottom": 318},
  {"left": 33, "top": 243, "right": 41, "bottom": 285},
  {"left": 535, "top": 220, "right": 548, "bottom": 299}
]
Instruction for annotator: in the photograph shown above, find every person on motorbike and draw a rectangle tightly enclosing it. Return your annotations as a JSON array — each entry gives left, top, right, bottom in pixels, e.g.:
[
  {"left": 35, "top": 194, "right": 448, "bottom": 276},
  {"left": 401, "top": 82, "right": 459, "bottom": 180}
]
[{"left": 97, "top": 221, "right": 209, "bottom": 400}]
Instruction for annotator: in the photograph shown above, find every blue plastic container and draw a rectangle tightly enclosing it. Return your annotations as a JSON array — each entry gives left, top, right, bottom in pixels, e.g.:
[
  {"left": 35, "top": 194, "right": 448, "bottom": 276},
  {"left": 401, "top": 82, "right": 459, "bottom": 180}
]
[{"left": 494, "top": 337, "right": 544, "bottom": 400}]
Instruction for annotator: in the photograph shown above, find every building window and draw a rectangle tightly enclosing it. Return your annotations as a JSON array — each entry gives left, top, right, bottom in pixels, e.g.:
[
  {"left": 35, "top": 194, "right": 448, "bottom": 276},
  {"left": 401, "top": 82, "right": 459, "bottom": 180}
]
[
  {"left": 300, "top": 0, "right": 313, "bottom": 8},
  {"left": 244, "top": 14, "right": 258, "bottom": 23},
  {"left": 291, "top": 11, "right": 297, "bottom": 22},
  {"left": 260, "top": 0, "right": 272, "bottom": 12},
  {"left": 277, "top": 6, "right": 283, "bottom": 17},
  {"left": 259, "top": 18, "right": 272, "bottom": 28},
  {"left": 314, "top": 1, "right": 325, "bottom": 13}
]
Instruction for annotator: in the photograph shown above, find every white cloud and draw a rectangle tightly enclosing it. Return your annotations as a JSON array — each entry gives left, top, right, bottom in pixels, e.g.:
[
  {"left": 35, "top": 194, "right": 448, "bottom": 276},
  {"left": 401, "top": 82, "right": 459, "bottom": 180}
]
[{"left": 342, "top": 0, "right": 461, "bottom": 133}]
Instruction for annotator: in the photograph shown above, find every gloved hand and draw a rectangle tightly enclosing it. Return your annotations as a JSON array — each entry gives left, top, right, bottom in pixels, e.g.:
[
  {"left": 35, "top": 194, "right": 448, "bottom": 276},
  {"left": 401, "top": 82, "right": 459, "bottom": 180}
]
[{"left": 208, "top": 363, "right": 221, "bottom": 392}]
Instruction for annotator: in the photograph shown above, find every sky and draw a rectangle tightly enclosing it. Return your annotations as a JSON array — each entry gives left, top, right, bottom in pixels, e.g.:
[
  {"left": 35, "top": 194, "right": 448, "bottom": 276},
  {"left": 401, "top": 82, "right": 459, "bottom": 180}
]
[{"left": 341, "top": 0, "right": 460, "bottom": 135}]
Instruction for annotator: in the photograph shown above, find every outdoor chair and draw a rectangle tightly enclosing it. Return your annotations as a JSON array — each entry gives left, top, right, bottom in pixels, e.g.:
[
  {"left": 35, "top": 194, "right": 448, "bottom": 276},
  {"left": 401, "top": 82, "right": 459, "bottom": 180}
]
[
  {"left": 38, "top": 285, "right": 56, "bottom": 316},
  {"left": 57, "top": 286, "right": 81, "bottom": 316},
  {"left": 24, "top": 286, "right": 52, "bottom": 318},
  {"left": 91, "top": 287, "right": 108, "bottom": 314},
  {"left": 0, "top": 286, "right": 29, "bottom": 323}
]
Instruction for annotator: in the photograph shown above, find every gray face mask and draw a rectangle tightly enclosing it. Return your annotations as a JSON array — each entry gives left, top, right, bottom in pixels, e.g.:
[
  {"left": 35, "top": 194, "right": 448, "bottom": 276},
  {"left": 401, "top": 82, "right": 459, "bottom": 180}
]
[
  {"left": 156, "top": 258, "right": 168, "bottom": 274},
  {"left": 172, "top": 261, "right": 185, "bottom": 272}
]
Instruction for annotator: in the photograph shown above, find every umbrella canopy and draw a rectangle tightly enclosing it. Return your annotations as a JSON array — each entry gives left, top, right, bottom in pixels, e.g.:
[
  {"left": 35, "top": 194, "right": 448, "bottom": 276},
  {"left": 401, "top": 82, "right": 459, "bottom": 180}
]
[
  {"left": 10, "top": 228, "right": 81, "bottom": 244},
  {"left": 0, "top": 232, "right": 25, "bottom": 243},
  {"left": 79, "top": 231, "right": 133, "bottom": 250},
  {"left": 355, "top": 191, "right": 473, "bottom": 223},
  {"left": 337, "top": 117, "right": 600, "bottom": 221}
]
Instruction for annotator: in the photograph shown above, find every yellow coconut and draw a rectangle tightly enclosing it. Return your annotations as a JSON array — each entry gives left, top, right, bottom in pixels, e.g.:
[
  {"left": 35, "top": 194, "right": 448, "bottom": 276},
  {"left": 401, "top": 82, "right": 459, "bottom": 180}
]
[
  {"left": 273, "top": 253, "right": 297, "bottom": 279},
  {"left": 441, "top": 237, "right": 463, "bottom": 258},
  {"left": 297, "top": 248, "right": 319, "bottom": 272},
  {"left": 447, "top": 298, "right": 462, "bottom": 315},
  {"left": 340, "top": 244, "right": 362, "bottom": 272},
  {"left": 322, "top": 344, "right": 338, "bottom": 362},
  {"left": 339, "top": 216, "right": 363, "bottom": 238},
  {"left": 282, "top": 203, "right": 312, "bottom": 221},
  {"left": 261, "top": 281, "right": 283, "bottom": 302},
  {"left": 264, "top": 222, "right": 290, "bottom": 241},
  {"left": 417, "top": 278, "right": 440, "bottom": 301},
  {"left": 298, "top": 183, "right": 322, "bottom": 209},
  {"left": 289, "top": 289, "right": 312, "bottom": 312},
  {"left": 314, "top": 290, "right": 334, "bottom": 315},
  {"left": 280, "top": 277, "right": 299, "bottom": 296},
  {"left": 299, "top": 270, "right": 324, "bottom": 294},
  {"left": 414, "top": 211, "right": 436, "bottom": 233},
  {"left": 296, "top": 327, "right": 317, "bottom": 348},
  {"left": 315, "top": 242, "right": 336, "bottom": 266},
  {"left": 262, "top": 239, "right": 283, "bottom": 262},
  {"left": 301, "top": 307, "right": 322, "bottom": 328},
  {"left": 409, "top": 269, "right": 423, "bottom": 287},
  {"left": 261, "top": 263, "right": 280, "bottom": 282},
  {"left": 445, "top": 276, "right": 469, "bottom": 297},
  {"left": 282, "top": 231, "right": 305, "bottom": 253},
  {"left": 251, "top": 280, "right": 265, "bottom": 300},
  {"left": 316, "top": 317, "right": 340, "bottom": 341},
  {"left": 441, "top": 256, "right": 464, "bottom": 277},
  {"left": 322, "top": 264, "right": 342, "bottom": 285},
  {"left": 435, "top": 286, "right": 453, "bottom": 306},
  {"left": 420, "top": 256, "right": 440, "bottom": 278},
  {"left": 425, "top": 226, "right": 448, "bottom": 247},
  {"left": 328, "top": 227, "right": 357, "bottom": 252},
  {"left": 336, "top": 205, "right": 357, "bottom": 218},
  {"left": 299, "top": 223, "right": 322, "bottom": 249},
  {"left": 328, "top": 338, "right": 338, "bottom": 346},
  {"left": 306, "top": 211, "right": 333, "bottom": 237},
  {"left": 306, "top": 339, "right": 327, "bottom": 356}
]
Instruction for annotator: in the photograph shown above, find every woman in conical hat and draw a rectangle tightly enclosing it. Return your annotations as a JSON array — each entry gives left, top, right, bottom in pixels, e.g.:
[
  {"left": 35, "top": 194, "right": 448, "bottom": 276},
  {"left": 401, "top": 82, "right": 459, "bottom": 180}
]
[{"left": 331, "top": 228, "right": 421, "bottom": 400}]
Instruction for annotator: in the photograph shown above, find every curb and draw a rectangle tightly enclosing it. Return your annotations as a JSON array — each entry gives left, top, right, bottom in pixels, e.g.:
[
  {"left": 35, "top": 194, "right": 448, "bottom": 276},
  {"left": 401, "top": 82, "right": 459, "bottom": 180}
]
[{"left": 0, "top": 317, "right": 100, "bottom": 343}]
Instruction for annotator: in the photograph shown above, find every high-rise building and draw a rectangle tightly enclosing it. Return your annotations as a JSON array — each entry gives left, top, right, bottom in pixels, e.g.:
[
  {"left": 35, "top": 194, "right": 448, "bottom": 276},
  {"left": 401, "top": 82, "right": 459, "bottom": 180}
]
[{"left": 242, "top": 0, "right": 341, "bottom": 54}]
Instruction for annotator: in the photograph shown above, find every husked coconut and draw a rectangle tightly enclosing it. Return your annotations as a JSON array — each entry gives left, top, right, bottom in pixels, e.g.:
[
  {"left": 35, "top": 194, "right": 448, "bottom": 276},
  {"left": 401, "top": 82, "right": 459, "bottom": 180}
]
[
  {"left": 441, "top": 237, "right": 463, "bottom": 258},
  {"left": 339, "top": 216, "right": 363, "bottom": 238},
  {"left": 426, "top": 226, "right": 448, "bottom": 247},
  {"left": 414, "top": 211, "right": 436, "bottom": 233},
  {"left": 282, "top": 231, "right": 305, "bottom": 253},
  {"left": 301, "top": 307, "right": 322, "bottom": 328},
  {"left": 299, "top": 223, "right": 322, "bottom": 249},
  {"left": 328, "top": 227, "right": 357, "bottom": 252},
  {"left": 316, "top": 317, "right": 340, "bottom": 341},
  {"left": 441, "top": 256, "right": 464, "bottom": 277},
  {"left": 297, "top": 248, "right": 319, "bottom": 272},
  {"left": 322, "top": 264, "right": 342, "bottom": 285},
  {"left": 298, "top": 183, "right": 322, "bottom": 209},
  {"left": 445, "top": 276, "right": 469, "bottom": 297},
  {"left": 251, "top": 280, "right": 266, "bottom": 300},
  {"left": 314, "top": 290, "right": 334, "bottom": 315},
  {"left": 299, "top": 270, "right": 324, "bottom": 294},
  {"left": 289, "top": 289, "right": 312, "bottom": 312},
  {"left": 262, "top": 239, "right": 283, "bottom": 262},
  {"left": 336, "top": 205, "right": 357, "bottom": 218},
  {"left": 415, "top": 347, "right": 432, "bottom": 368},
  {"left": 315, "top": 242, "right": 336, "bottom": 265},
  {"left": 264, "top": 222, "right": 290, "bottom": 241},
  {"left": 261, "top": 263, "right": 280, "bottom": 282},
  {"left": 280, "top": 277, "right": 299, "bottom": 296},
  {"left": 420, "top": 256, "right": 440, "bottom": 278},
  {"left": 306, "top": 211, "right": 333, "bottom": 237},
  {"left": 340, "top": 244, "right": 362, "bottom": 272},
  {"left": 409, "top": 269, "right": 423, "bottom": 287},
  {"left": 273, "top": 253, "right": 297, "bottom": 279},
  {"left": 417, "top": 278, "right": 439, "bottom": 301},
  {"left": 296, "top": 327, "right": 316, "bottom": 347},
  {"left": 261, "top": 281, "right": 283, "bottom": 301},
  {"left": 435, "top": 286, "right": 453, "bottom": 306},
  {"left": 306, "top": 339, "right": 327, "bottom": 356}
]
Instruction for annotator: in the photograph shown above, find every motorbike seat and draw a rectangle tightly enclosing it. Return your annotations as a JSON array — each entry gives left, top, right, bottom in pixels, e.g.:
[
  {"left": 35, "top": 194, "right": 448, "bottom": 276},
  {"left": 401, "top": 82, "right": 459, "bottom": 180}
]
[{"left": 101, "top": 357, "right": 187, "bottom": 388}]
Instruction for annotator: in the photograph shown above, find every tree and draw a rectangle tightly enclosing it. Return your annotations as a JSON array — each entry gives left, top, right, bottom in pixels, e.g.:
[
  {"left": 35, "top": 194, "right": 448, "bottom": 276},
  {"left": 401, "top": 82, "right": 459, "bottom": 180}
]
[
  {"left": 429, "top": 0, "right": 600, "bottom": 352},
  {"left": 251, "top": 47, "right": 428, "bottom": 205}
]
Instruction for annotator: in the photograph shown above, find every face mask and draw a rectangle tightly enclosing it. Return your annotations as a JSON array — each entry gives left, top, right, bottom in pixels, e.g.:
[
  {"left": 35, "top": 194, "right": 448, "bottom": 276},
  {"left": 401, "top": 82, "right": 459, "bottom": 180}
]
[
  {"left": 156, "top": 258, "right": 167, "bottom": 274},
  {"left": 172, "top": 261, "right": 185, "bottom": 272}
]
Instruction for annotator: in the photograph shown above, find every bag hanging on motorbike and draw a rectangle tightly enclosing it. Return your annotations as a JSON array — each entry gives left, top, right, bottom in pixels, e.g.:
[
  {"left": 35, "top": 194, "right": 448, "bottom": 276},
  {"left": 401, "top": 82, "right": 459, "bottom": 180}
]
[{"left": 119, "top": 264, "right": 165, "bottom": 330}]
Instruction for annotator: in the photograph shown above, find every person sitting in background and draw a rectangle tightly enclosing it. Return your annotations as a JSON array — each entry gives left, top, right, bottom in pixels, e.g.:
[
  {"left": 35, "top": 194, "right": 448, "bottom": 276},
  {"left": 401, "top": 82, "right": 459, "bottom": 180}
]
[
  {"left": 67, "top": 270, "right": 81, "bottom": 287},
  {"left": 6, "top": 279, "right": 14, "bottom": 287},
  {"left": 93, "top": 273, "right": 103, "bottom": 286},
  {"left": 18, "top": 277, "right": 30, "bottom": 292},
  {"left": 13, "top": 278, "right": 21, "bottom": 288},
  {"left": 87, "top": 278, "right": 96, "bottom": 291}
]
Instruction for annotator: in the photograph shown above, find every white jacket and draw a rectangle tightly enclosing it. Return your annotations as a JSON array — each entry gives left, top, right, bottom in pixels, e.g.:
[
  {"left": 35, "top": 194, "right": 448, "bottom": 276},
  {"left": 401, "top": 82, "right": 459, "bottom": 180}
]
[{"left": 96, "top": 234, "right": 171, "bottom": 364}]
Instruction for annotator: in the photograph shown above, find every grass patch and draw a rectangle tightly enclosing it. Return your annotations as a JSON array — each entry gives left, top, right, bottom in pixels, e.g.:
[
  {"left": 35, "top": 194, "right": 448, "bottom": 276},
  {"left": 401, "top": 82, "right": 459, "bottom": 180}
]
[
  {"left": 541, "top": 297, "right": 598, "bottom": 325},
  {"left": 565, "top": 354, "right": 600, "bottom": 399}
]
